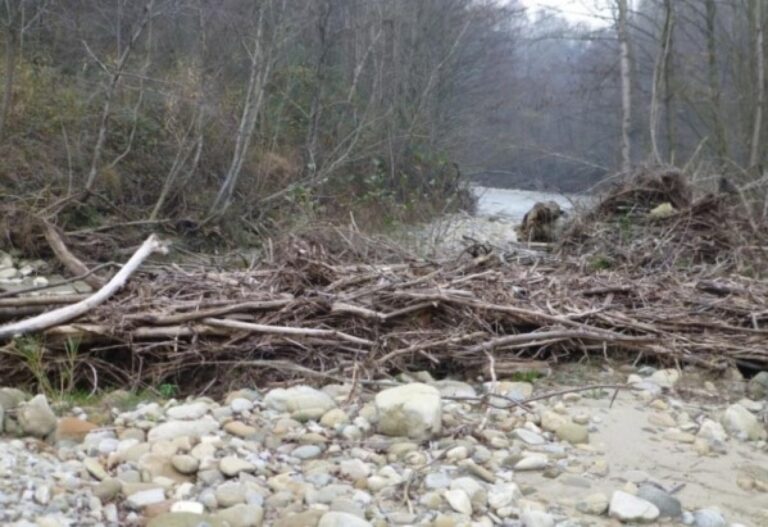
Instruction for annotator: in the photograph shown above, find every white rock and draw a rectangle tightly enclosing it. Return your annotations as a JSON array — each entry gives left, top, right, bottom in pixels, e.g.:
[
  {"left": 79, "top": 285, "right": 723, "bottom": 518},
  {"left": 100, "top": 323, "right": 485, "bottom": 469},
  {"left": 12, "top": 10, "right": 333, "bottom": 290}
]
[
  {"left": 374, "top": 383, "right": 441, "bottom": 439},
  {"left": 697, "top": 419, "right": 727, "bottom": 443},
  {"left": 18, "top": 394, "right": 57, "bottom": 438},
  {"left": 650, "top": 369, "right": 680, "bottom": 388},
  {"left": 693, "top": 508, "right": 726, "bottom": 527},
  {"left": 484, "top": 381, "right": 533, "bottom": 401},
  {"left": 339, "top": 459, "right": 371, "bottom": 480},
  {"left": 265, "top": 385, "right": 336, "bottom": 417},
  {"left": 166, "top": 401, "right": 210, "bottom": 420},
  {"left": 170, "top": 501, "right": 205, "bottom": 514},
  {"left": 721, "top": 404, "right": 767, "bottom": 441},
  {"left": 488, "top": 483, "right": 522, "bottom": 510},
  {"left": 609, "top": 491, "right": 660, "bottom": 522},
  {"left": 521, "top": 510, "right": 555, "bottom": 527},
  {"left": 126, "top": 488, "right": 166, "bottom": 509},
  {"left": 514, "top": 455, "right": 549, "bottom": 471},
  {"left": 147, "top": 417, "right": 220, "bottom": 442},
  {"left": 318, "top": 511, "right": 372, "bottom": 527},
  {"left": 444, "top": 489, "right": 473, "bottom": 515},
  {"left": 230, "top": 398, "right": 253, "bottom": 413},
  {"left": 514, "top": 429, "right": 546, "bottom": 445},
  {"left": 220, "top": 456, "right": 256, "bottom": 477}
]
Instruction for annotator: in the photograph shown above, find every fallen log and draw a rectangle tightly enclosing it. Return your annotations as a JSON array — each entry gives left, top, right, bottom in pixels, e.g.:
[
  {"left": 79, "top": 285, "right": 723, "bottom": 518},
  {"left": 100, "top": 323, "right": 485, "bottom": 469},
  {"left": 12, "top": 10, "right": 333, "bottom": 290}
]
[
  {"left": 0, "top": 235, "right": 167, "bottom": 340},
  {"left": 43, "top": 221, "right": 106, "bottom": 289}
]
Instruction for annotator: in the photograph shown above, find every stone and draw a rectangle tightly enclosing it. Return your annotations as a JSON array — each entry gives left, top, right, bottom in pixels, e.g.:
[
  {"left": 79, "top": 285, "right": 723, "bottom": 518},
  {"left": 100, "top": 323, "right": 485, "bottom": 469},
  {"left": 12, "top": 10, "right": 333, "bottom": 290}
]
[
  {"left": 609, "top": 491, "right": 660, "bottom": 522},
  {"left": 220, "top": 456, "right": 256, "bottom": 477},
  {"left": 17, "top": 394, "right": 57, "bottom": 438},
  {"left": 318, "top": 512, "right": 372, "bottom": 527},
  {"left": 126, "top": 488, "right": 166, "bottom": 509},
  {"left": 721, "top": 404, "right": 767, "bottom": 441},
  {"left": 692, "top": 508, "right": 726, "bottom": 527},
  {"left": 224, "top": 421, "right": 258, "bottom": 438},
  {"left": 540, "top": 411, "right": 569, "bottom": 433},
  {"left": 147, "top": 512, "right": 224, "bottom": 527},
  {"left": 93, "top": 478, "right": 122, "bottom": 501},
  {"left": 650, "top": 369, "right": 680, "bottom": 388},
  {"left": 555, "top": 423, "right": 589, "bottom": 444},
  {"left": 444, "top": 489, "right": 473, "bottom": 515},
  {"left": 55, "top": 417, "right": 98, "bottom": 443},
  {"left": 434, "top": 380, "right": 477, "bottom": 398},
  {"left": 576, "top": 493, "right": 609, "bottom": 515},
  {"left": 637, "top": 484, "right": 682, "bottom": 518},
  {"left": 514, "top": 429, "right": 546, "bottom": 445},
  {"left": 265, "top": 386, "right": 336, "bottom": 419},
  {"left": 321, "top": 409, "right": 350, "bottom": 428},
  {"left": 147, "top": 417, "right": 220, "bottom": 442},
  {"left": 274, "top": 510, "right": 325, "bottom": 527},
  {"left": 84, "top": 457, "right": 109, "bottom": 481},
  {"left": 648, "top": 413, "right": 677, "bottom": 428},
  {"left": 374, "top": 383, "right": 441, "bottom": 439},
  {"left": 484, "top": 381, "right": 533, "bottom": 401},
  {"left": 292, "top": 445, "right": 322, "bottom": 460},
  {"left": 339, "top": 459, "right": 371, "bottom": 481},
  {"left": 230, "top": 398, "right": 253, "bottom": 413},
  {"left": 216, "top": 504, "right": 265, "bottom": 527},
  {"left": 171, "top": 501, "right": 206, "bottom": 514},
  {"left": 520, "top": 510, "right": 555, "bottom": 527},
  {"left": 171, "top": 455, "right": 200, "bottom": 475},
  {"left": 697, "top": 419, "right": 728, "bottom": 443},
  {"left": 514, "top": 455, "right": 548, "bottom": 471},
  {"left": 487, "top": 483, "right": 521, "bottom": 510},
  {"left": 215, "top": 482, "right": 247, "bottom": 507},
  {"left": 747, "top": 371, "right": 768, "bottom": 400},
  {"left": 167, "top": 402, "right": 210, "bottom": 420}
]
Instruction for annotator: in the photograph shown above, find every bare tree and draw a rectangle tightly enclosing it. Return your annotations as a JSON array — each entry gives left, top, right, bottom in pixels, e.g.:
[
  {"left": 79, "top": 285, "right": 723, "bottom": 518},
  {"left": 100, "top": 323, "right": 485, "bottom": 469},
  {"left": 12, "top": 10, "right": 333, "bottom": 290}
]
[
  {"left": 617, "top": 0, "right": 633, "bottom": 172},
  {"left": 750, "top": 0, "right": 765, "bottom": 169}
]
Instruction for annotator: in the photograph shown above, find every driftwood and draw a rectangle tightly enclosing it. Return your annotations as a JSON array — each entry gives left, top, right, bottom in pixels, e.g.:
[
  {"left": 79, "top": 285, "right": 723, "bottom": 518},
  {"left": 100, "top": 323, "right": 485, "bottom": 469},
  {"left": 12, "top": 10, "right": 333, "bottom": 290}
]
[
  {"left": 43, "top": 222, "right": 106, "bottom": 289},
  {"left": 0, "top": 235, "right": 167, "bottom": 340},
  {"left": 1, "top": 237, "right": 767, "bottom": 392}
]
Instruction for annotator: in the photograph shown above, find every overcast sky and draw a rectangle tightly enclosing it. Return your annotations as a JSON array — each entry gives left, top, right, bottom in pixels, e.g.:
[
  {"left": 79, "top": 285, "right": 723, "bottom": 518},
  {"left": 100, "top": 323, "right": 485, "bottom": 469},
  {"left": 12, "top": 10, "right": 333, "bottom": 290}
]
[{"left": 521, "top": 0, "right": 613, "bottom": 27}]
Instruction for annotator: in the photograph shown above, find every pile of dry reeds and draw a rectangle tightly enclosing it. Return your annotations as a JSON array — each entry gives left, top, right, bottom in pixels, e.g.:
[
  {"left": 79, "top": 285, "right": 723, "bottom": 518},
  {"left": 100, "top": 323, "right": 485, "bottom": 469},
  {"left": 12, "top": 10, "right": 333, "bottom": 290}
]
[{"left": 1, "top": 231, "right": 766, "bottom": 395}]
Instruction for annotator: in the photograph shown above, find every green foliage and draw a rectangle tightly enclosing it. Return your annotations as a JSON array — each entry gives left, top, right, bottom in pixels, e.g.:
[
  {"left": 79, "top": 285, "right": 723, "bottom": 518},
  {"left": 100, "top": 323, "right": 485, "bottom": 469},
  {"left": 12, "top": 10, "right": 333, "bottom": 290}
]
[
  {"left": 589, "top": 254, "right": 614, "bottom": 271},
  {"left": 10, "top": 337, "right": 54, "bottom": 397},
  {"left": 507, "top": 371, "right": 544, "bottom": 383},
  {"left": 158, "top": 383, "right": 179, "bottom": 399}
]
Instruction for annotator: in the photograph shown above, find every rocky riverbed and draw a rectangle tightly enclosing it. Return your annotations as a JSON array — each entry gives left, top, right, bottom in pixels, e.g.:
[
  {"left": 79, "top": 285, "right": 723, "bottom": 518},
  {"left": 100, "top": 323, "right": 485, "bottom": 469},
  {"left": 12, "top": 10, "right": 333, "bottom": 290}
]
[{"left": 1, "top": 366, "right": 767, "bottom": 527}]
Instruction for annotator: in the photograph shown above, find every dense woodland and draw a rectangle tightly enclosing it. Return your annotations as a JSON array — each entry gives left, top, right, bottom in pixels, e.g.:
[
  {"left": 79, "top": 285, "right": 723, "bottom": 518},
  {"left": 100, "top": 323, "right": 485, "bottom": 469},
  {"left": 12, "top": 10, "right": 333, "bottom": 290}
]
[{"left": 1, "top": 0, "right": 767, "bottom": 235}]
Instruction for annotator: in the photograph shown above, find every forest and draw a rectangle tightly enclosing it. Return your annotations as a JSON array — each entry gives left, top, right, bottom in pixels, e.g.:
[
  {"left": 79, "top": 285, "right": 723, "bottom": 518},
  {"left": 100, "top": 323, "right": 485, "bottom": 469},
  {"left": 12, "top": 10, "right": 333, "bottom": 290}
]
[{"left": 1, "top": 0, "right": 766, "bottom": 239}]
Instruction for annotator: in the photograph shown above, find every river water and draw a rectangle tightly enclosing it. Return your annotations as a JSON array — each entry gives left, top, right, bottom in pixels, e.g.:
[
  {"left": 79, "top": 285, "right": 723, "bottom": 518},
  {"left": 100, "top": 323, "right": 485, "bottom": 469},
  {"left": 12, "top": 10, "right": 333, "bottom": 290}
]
[{"left": 406, "top": 186, "right": 582, "bottom": 255}]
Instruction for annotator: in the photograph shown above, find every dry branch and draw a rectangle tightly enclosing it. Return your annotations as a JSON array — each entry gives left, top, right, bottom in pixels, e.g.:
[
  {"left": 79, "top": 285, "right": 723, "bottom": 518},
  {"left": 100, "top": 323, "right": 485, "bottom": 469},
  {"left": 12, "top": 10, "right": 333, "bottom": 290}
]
[
  {"left": 0, "top": 235, "right": 167, "bottom": 340},
  {"left": 43, "top": 222, "right": 105, "bottom": 289}
]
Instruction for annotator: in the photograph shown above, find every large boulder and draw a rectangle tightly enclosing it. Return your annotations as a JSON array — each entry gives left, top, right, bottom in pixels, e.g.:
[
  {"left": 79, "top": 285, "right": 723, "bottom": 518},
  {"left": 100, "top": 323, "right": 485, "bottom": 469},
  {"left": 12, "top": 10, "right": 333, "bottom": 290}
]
[
  {"left": 374, "top": 383, "right": 441, "bottom": 439},
  {"left": 17, "top": 394, "right": 57, "bottom": 438},
  {"left": 721, "top": 403, "right": 767, "bottom": 441}
]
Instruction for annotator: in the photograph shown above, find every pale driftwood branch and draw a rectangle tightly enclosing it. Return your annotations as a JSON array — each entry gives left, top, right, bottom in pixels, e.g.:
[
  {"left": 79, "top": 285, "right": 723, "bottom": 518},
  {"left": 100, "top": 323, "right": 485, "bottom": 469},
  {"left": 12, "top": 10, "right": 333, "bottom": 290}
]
[
  {"left": 202, "top": 317, "right": 374, "bottom": 348},
  {"left": 0, "top": 295, "right": 90, "bottom": 307},
  {"left": 43, "top": 222, "right": 106, "bottom": 289},
  {"left": 45, "top": 323, "right": 229, "bottom": 341},
  {"left": 0, "top": 235, "right": 167, "bottom": 340},
  {"left": 125, "top": 297, "right": 294, "bottom": 325}
]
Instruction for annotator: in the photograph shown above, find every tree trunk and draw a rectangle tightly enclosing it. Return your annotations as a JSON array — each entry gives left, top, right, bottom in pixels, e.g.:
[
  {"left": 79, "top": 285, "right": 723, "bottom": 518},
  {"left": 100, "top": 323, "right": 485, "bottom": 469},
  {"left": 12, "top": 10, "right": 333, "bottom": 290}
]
[
  {"left": 617, "top": 0, "right": 632, "bottom": 173},
  {"left": 750, "top": 0, "right": 765, "bottom": 169},
  {"left": 705, "top": 0, "right": 728, "bottom": 160},
  {"left": 0, "top": 25, "right": 18, "bottom": 141},
  {"left": 650, "top": 0, "right": 674, "bottom": 165}
]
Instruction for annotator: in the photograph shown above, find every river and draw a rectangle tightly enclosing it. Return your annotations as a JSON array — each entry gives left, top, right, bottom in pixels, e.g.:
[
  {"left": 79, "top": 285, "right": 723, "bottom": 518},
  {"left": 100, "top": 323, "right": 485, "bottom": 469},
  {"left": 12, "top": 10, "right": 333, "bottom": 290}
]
[{"left": 405, "top": 186, "right": 582, "bottom": 255}]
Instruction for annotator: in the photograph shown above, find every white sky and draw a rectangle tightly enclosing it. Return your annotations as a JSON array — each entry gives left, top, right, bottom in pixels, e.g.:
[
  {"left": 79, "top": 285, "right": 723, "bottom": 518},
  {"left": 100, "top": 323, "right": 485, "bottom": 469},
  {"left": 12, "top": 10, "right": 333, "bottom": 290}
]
[{"left": 521, "top": 0, "right": 613, "bottom": 27}]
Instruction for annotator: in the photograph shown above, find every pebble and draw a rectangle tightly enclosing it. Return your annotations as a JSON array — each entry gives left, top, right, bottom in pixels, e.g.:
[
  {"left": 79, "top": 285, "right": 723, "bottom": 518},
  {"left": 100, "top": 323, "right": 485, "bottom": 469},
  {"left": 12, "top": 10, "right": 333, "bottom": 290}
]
[
  {"left": 576, "top": 492, "right": 609, "bottom": 515},
  {"left": 693, "top": 508, "right": 727, "bottom": 527},
  {"left": 444, "top": 489, "right": 473, "bottom": 515},
  {"left": 637, "top": 484, "right": 682, "bottom": 518},
  {"left": 609, "top": 490, "right": 660, "bottom": 522}
]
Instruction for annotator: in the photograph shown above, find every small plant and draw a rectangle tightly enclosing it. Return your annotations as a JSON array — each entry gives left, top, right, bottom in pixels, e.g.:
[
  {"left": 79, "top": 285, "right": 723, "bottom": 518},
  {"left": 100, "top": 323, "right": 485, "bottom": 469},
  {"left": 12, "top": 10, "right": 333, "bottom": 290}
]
[
  {"left": 508, "top": 371, "right": 544, "bottom": 383},
  {"left": 588, "top": 254, "right": 613, "bottom": 271},
  {"left": 59, "top": 337, "right": 81, "bottom": 395},
  {"left": 158, "top": 383, "right": 178, "bottom": 399},
  {"left": 11, "top": 337, "right": 55, "bottom": 396}
]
